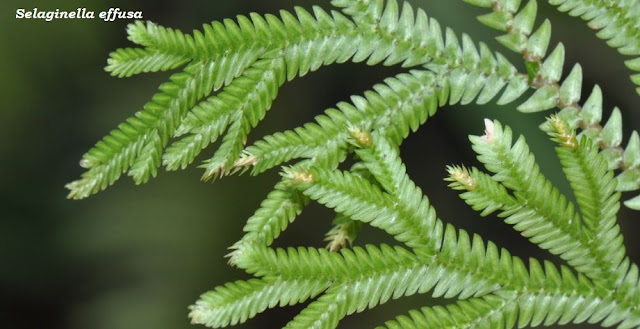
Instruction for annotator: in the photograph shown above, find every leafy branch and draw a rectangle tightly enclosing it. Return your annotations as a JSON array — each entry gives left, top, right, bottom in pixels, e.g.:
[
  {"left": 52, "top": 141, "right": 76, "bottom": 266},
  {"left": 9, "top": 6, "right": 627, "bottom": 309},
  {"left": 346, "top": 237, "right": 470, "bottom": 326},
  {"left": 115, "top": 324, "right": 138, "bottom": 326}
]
[{"left": 68, "top": 0, "right": 640, "bottom": 328}]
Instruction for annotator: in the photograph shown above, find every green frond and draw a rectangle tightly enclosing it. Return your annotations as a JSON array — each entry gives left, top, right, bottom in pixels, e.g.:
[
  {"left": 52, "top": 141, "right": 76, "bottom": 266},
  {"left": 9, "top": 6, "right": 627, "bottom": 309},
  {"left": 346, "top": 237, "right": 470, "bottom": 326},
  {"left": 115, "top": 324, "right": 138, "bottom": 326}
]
[
  {"left": 378, "top": 294, "right": 517, "bottom": 329},
  {"left": 244, "top": 55, "right": 525, "bottom": 175},
  {"left": 236, "top": 243, "right": 500, "bottom": 328},
  {"left": 72, "top": 0, "right": 535, "bottom": 194},
  {"left": 242, "top": 70, "right": 442, "bottom": 175},
  {"left": 162, "top": 114, "right": 232, "bottom": 171},
  {"left": 197, "top": 58, "right": 286, "bottom": 180},
  {"left": 128, "top": 130, "right": 163, "bottom": 182},
  {"left": 546, "top": 0, "right": 640, "bottom": 94},
  {"left": 543, "top": 83, "right": 640, "bottom": 200},
  {"left": 467, "top": 0, "right": 640, "bottom": 96},
  {"left": 68, "top": 0, "right": 640, "bottom": 327},
  {"left": 465, "top": 0, "right": 640, "bottom": 191},
  {"left": 234, "top": 207, "right": 640, "bottom": 327},
  {"left": 446, "top": 165, "right": 519, "bottom": 216},
  {"left": 126, "top": 3, "right": 436, "bottom": 69},
  {"left": 286, "top": 166, "right": 395, "bottom": 227},
  {"left": 189, "top": 277, "right": 329, "bottom": 328},
  {"left": 353, "top": 131, "right": 405, "bottom": 195},
  {"left": 227, "top": 181, "right": 308, "bottom": 265},
  {"left": 234, "top": 244, "right": 415, "bottom": 281},
  {"left": 282, "top": 285, "right": 347, "bottom": 329},
  {"left": 126, "top": 19, "right": 264, "bottom": 60},
  {"left": 469, "top": 119, "right": 626, "bottom": 283},
  {"left": 161, "top": 53, "right": 268, "bottom": 171},
  {"left": 290, "top": 163, "right": 447, "bottom": 256},
  {"left": 286, "top": 167, "right": 510, "bottom": 297},
  {"left": 66, "top": 60, "right": 218, "bottom": 199},
  {"left": 381, "top": 259, "right": 640, "bottom": 329},
  {"left": 105, "top": 47, "right": 189, "bottom": 78},
  {"left": 322, "top": 162, "right": 374, "bottom": 251},
  {"left": 549, "top": 116, "right": 627, "bottom": 285}
]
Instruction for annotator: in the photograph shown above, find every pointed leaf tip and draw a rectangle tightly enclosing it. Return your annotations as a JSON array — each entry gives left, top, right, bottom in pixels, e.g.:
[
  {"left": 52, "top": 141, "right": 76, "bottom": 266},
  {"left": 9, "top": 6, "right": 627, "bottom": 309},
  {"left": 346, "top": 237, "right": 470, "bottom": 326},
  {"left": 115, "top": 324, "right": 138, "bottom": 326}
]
[
  {"left": 581, "top": 85, "right": 603, "bottom": 125},
  {"left": 539, "top": 43, "right": 565, "bottom": 82},
  {"left": 478, "top": 12, "right": 511, "bottom": 31},
  {"left": 624, "top": 194, "right": 640, "bottom": 211},
  {"left": 513, "top": 0, "right": 538, "bottom": 35},
  {"left": 517, "top": 85, "right": 558, "bottom": 113},
  {"left": 624, "top": 131, "right": 640, "bottom": 168},
  {"left": 559, "top": 64, "right": 582, "bottom": 106},
  {"left": 602, "top": 108, "right": 623, "bottom": 147},
  {"left": 526, "top": 19, "right": 552, "bottom": 59}
]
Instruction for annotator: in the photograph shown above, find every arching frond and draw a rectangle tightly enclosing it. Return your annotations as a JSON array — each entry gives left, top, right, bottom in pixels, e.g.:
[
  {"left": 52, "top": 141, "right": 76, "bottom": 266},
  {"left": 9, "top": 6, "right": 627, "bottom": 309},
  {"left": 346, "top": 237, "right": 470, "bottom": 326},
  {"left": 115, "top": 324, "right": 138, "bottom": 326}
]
[
  {"left": 243, "top": 55, "right": 526, "bottom": 176},
  {"left": 68, "top": 0, "right": 640, "bottom": 328}
]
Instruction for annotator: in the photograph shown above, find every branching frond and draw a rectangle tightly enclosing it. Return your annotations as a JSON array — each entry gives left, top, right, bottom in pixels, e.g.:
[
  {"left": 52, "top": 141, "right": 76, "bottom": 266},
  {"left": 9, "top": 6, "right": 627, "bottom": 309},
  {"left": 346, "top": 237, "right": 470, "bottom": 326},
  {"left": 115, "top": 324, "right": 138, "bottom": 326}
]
[
  {"left": 69, "top": 0, "right": 640, "bottom": 327},
  {"left": 197, "top": 58, "right": 286, "bottom": 180},
  {"left": 465, "top": 0, "right": 640, "bottom": 208},
  {"left": 244, "top": 54, "right": 525, "bottom": 175},
  {"left": 469, "top": 119, "right": 624, "bottom": 284},
  {"left": 225, "top": 243, "right": 498, "bottom": 329},
  {"left": 243, "top": 70, "right": 442, "bottom": 175},
  {"left": 381, "top": 258, "right": 640, "bottom": 329},
  {"left": 66, "top": 60, "right": 218, "bottom": 199}
]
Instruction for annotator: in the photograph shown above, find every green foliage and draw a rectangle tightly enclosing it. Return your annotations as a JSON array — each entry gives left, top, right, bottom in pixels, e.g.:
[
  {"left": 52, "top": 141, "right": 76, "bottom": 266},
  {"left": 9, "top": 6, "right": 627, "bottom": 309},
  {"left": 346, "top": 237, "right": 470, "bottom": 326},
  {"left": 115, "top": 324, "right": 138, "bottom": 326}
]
[{"left": 68, "top": 0, "right": 640, "bottom": 328}]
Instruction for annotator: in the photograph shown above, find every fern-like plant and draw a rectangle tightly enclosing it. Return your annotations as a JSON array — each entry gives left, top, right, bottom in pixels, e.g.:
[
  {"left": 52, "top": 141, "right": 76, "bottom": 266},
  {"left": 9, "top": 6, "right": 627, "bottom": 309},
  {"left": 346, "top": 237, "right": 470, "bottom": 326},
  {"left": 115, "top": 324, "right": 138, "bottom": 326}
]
[{"left": 67, "top": 0, "right": 640, "bottom": 328}]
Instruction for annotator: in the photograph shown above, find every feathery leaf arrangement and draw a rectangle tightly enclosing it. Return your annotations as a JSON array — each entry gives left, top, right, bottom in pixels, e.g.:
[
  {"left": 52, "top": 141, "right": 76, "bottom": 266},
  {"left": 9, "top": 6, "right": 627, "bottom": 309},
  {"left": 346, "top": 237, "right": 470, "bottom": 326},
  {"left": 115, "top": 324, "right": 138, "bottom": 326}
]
[{"left": 68, "top": 0, "right": 640, "bottom": 328}]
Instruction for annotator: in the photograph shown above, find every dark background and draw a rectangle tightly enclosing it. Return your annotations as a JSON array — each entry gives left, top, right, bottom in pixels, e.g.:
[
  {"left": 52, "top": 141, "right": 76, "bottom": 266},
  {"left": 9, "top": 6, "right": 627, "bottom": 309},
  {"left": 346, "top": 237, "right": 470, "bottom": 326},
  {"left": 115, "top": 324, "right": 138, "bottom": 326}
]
[{"left": 1, "top": 0, "right": 638, "bottom": 328}]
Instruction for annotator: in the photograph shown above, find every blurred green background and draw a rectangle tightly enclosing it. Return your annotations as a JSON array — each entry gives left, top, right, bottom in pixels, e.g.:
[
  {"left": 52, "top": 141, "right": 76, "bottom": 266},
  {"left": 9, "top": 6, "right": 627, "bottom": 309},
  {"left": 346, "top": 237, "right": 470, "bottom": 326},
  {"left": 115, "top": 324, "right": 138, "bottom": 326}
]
[{"left": 1, "top": 0, "right": 638, "bottom": 328}]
